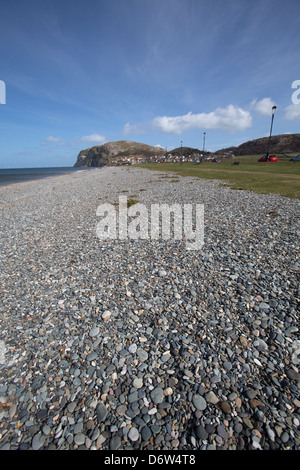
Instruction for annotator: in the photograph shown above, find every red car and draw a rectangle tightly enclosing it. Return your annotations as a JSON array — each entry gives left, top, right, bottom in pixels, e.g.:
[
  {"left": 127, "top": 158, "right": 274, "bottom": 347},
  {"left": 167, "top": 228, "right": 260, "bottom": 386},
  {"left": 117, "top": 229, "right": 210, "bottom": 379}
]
[{"left": 258, "top": 155, "right": 278, "bottom": 162}]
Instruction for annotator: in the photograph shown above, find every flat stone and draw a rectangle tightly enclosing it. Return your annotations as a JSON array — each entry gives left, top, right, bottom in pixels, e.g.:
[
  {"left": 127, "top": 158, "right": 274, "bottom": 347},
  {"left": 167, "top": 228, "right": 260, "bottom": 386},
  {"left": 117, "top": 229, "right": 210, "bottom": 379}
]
[
  {"left": 141, "top": 426, "right": 152, "bottom": 442},
  {"left": 245, "top": 389, "right": 256, "bottom": 399},
  {"left": 137, "top": 349, "right": 148, "bottom": 362},
  {"left": 158, "top": 270, "right": 167, "bottom": 276},
  {"left": 192, "top": 394, "right": 207, "bottom": 411},
  {"left": 74, "top": 433, "right": 86, "bottom": 446},
  {"left": 217, "top": 424, "right": 228, "bottom": 441},
  {"left": 32, "top": 432, "right": 45, "bottom": 450},
  {"left": 129, "top": 343, "right": 137, "bottom": 354},
  {"left": 128, "top": 427, "right": 139, "bottom": 442},
  {"left": 150, "top": 387, "right": 164, "bottom": 404},
  {"left": 220, "top": 401, "right": 232, "bottom": 414},
  {"left": 240, "top": 336, "right": 248, "bottom": 348},
  {"left": 249, "top": 398, "right": 264, "bottom": 409},
  {"left": 286, "top": 368, "right": 300, "bottom": 381},
  {"left": 128, "top": 391, "right": 139, "bottom": 403},
  {"left": 89, "top": 327, "right": 100, "bottom": 337},
  {"left": 86, "top": 351, "right": 98, "bottom": 361},
  {"left": 133, "top": 377, "right": 143, "bottom": 389},
  {"left": 116, "top": 405, "right": 127, "bottom": 416},
  {"left": 205, "top": 391, "right": 219, "bottom": 404},
  {"left": 96, "top": 403, "right": 108, "bottom": 423},
  {"left": 110, "top": 435, "right": 122, "bottom": 450},
  {"left": 195, "top": 424, "right": 208, "bottom": 440}
]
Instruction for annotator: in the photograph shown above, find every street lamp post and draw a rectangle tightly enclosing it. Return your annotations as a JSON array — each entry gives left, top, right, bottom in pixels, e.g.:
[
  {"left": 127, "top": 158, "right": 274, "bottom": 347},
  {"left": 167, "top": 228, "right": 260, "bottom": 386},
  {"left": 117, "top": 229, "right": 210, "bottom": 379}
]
[
  {"left": 202, "top": 132, "right": 206, "bottom": 162},
  {"left": 266, "top": 106, "right": 277, "bottom": 161}
]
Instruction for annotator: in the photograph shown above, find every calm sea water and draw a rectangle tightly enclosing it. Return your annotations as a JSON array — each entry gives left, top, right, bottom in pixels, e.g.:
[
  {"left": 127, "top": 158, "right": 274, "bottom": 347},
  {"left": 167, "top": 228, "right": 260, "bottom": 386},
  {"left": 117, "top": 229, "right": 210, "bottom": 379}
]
[{"left": 0, "top": 167, "right": 95, "bottom": 187}]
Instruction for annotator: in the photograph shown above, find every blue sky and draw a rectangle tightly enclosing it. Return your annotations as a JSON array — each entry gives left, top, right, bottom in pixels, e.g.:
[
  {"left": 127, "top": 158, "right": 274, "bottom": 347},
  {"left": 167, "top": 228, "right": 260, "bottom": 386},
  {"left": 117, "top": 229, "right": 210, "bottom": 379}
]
[{"left": 0, "top": 0, "right": 300, "bottom": 168}]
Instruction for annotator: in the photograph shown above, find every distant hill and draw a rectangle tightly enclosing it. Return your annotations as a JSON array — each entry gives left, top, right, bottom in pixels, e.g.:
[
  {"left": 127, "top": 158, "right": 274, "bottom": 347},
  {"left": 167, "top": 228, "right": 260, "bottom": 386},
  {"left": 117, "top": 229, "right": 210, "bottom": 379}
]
[
  {"left": 169, "top": 146, "right": 204, "bottom": 157},
  {"left": 74, "top": 140, "right": 165, "bottom": 167},
  {"left": 74, "top": 134, "right": 300, "bottom": 167},
  {"left": 215, "top": 134, "right": 300, "bottom": 156}
]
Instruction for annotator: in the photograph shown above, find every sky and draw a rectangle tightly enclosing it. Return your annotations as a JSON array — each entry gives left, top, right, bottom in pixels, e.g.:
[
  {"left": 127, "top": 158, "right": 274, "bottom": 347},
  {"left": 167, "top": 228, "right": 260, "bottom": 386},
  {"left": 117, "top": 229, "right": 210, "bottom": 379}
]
[{"left": 0, "top": 0, "right": 300, "bottom": 168}]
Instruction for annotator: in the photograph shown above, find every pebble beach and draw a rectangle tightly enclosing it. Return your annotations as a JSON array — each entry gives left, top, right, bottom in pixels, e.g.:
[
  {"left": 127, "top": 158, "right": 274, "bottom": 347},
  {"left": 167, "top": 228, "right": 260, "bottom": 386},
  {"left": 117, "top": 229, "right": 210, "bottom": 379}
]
[{"left": 0, "top": 165, "right": 299, "bottom": 451}]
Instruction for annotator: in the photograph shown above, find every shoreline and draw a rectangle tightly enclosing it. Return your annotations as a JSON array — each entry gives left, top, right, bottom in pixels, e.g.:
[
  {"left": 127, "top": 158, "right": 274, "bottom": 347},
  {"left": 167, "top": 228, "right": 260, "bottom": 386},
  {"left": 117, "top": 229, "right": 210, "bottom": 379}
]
[
  {"left": 0, "top": 166, "right": 299, "bottom": 450},
  {"left": 0, "top": 166, "right": 100, "bottom": 190}
]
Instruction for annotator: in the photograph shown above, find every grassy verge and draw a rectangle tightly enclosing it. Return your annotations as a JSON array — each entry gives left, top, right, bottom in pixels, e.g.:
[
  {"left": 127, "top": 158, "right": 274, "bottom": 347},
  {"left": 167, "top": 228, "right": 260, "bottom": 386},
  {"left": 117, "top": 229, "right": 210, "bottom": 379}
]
[{"left": 138, "top": 154, "right": 300, "bottom": 199}]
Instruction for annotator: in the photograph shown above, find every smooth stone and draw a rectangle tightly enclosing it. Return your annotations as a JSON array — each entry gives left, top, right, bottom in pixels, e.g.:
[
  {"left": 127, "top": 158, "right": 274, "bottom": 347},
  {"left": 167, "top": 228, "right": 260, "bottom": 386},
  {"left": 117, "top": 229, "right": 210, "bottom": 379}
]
[
  {"left": 220, "top": 401, "right": 232, "bottom": 414},
  {"left": 96, "top": 403, "right": 108, "bottom": 423},
  {"left": 9, "top": 404, "right": 17, "bottom": 419},
  {"left": 129, "top": 343, "right": 137, "bottom": 354},
  {"left": 158, "top": 270, "right": 167, "bottom": 276},
  {"left": 110, "top": 435, "right": 122, "bottom": 450},
  {"left": 217, "top": 424, "right": 228, "bottom": 441},
  {"left": 32, "top": 432, "right": 45, "bottom": 450},
  {"left": 234, "top": 422, "right": 243, "bottom": 433},
  {"left": 137, "top": 349, "right": 148, "bottom": 362},
  {"left": 245, "top": 389, "right": 256, "bottom": 399},
  {"left": 74, "top": 433, "right": 86, "bottom": 446},
  {"left": 223, "top": 361, "right": 232, "bottom": 370},
  {"left": 89, "top": 327, "right": 100, "bottom": 337},
  {"left": 141, "top": 426, "right": 152, "bottom": 442},
  {"left": 128, "top": 427, "right": 139, "bottom": 442},
  {"left": 195, "top": 424, "right": 208, "bottom": 440},
  {"left": 42, "top": 425, "right": 51, "bottom": 436},
  {"left": 133, "top": 377, "right": 143, "bottom": 389},
  {"left": 116, "top": 405, "right": 127, "bottom": 416},
  {"left": 192, "top": 394, "right": 207, "bottom": 411},
  {"left": 281, "top": 432, "right": 290, "bottom": 443},
  {"left": 74, "top": 422, "right": 83, "bottom": 434},
  {"left": 128, "top": 391, "right": 139, "bottom": 403},
  {"left": 150, "top": 387, "right": 164, "bottom": 404},
  {"left": 249, "top": 398, "right": 264, "bottom": 409},
  {"left": 86, "top": 351, "right": 98, "bottom": 361},
  {"left": 67, "top": 402, "right": 77, "bottom": 413},
  {"left": 161, "top": 352, "right": 171, "bottom": 363},
  {"left": 286, "top": 369, "right": 300, "bottom": 381},
  {"left": 205, "top": 391, "right": 219, "bottom": 404}
]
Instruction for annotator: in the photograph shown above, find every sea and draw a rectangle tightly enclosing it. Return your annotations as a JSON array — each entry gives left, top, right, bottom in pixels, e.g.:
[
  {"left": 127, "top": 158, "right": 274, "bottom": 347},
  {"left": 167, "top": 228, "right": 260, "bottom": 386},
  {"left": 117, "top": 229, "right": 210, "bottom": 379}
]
[{"left": 0, "top": 167, "right": 96, "bottom": 187}]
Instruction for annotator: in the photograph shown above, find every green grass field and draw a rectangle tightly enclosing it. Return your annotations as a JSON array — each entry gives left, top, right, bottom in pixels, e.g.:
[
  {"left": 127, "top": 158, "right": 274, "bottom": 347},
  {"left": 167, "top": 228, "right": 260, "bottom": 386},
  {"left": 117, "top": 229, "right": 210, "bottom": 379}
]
[{"left": 138, "top": 154, "right": 300, "bottom": 199}]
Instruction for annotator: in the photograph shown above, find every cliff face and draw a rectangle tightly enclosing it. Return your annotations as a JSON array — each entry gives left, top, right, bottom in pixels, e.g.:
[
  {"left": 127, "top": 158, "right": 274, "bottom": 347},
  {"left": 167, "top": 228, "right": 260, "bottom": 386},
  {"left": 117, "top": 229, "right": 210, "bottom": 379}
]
[
  {"left": 74, "top": 140, "right": 165, "bottom": 167},
  {"left": 216, "top": 134, "right": 300, "bottom": 156}
]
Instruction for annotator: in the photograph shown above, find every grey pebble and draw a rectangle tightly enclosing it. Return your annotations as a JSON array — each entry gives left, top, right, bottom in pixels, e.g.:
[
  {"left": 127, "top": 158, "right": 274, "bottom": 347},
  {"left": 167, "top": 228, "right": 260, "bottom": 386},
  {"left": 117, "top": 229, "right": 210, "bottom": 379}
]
[
  {"left": 141, "top": 426, "right": 152, "bottom": 441},
  {"left": 205, "top": 391, "right": 219, "bottom": 404},
  {"left": 1, "top": 166, "right": 299, "bottom": 452},
  {"left": 150, "top": 387, "right": 164, "bottom": 404},
  {"left": 86, "top": 351, "right": 98, "bottom": 361},
  {"left": 192, "top": 394, "right": 207, "bottom": 411},
  {"left": 96, "top": 403, "right": 108, "bottom": 423},
  {"left": 89, "top": 326, "right": 100, "bottom": 337},
  {"left": 74, "top": 433, "right": 86, "bottom": 446},
  {"left": 32, "top": 432, "right": 45, "bottom": 450},
  {"left": 110, "top": 435, "right": 122, "bottom": 450},
  {"left": 128, "top": 427, "right": 139, "bottom": 442},
  {"left": 195, "top": 424, "right": 208, "bottom": 440}
]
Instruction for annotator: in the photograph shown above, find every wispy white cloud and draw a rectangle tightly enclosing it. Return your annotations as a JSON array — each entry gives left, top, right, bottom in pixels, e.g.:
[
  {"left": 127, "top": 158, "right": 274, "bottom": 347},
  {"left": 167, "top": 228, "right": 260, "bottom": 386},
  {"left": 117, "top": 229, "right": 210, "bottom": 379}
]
[
  {"left": 122, "top": 122, "right": 145, "bottom": 136},
  {"left": 41, "top": 135, "right": 65, "bottom": 146},
  {"left": 250, "top": 97, "right": 277, "bottom": 116},
  {"left": 284, "top": 104, "right": 300, "bottom": 120},
  {"left": 151, "top": 105, "right": 252, "bottom": 134},
  {"left": 47, "top": 135, "right": 64, "bottom": 144},
  {"left": 80, "top": 133, "right": 106, "bottom": 144}
]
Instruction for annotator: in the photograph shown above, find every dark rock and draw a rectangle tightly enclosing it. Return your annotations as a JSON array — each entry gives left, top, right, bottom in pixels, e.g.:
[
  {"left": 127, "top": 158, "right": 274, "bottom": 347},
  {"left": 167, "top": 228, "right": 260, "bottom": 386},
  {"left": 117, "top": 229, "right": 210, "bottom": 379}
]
[{"left": 96, "top": 403, "right": 108, "bottom": 423}]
